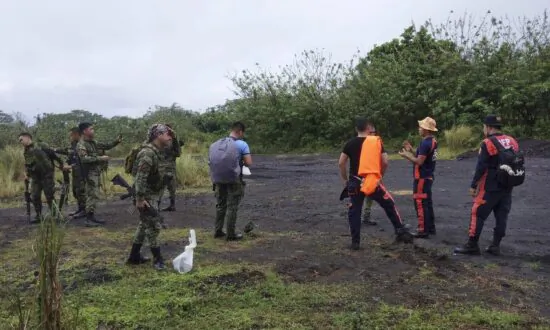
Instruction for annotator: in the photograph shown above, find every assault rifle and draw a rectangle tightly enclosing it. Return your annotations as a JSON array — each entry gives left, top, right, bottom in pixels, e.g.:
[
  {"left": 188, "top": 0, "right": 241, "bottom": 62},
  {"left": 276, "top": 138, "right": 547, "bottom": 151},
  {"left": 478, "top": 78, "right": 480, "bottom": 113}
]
[
  {"left": 58, "top": 169, "right": 71, "bottom": 211},
  {"left": 111, "top": 174, "right": 134, "bottom": 200},
  {"left": 24, "top": 179, "right": 31, "bottom": 223}
]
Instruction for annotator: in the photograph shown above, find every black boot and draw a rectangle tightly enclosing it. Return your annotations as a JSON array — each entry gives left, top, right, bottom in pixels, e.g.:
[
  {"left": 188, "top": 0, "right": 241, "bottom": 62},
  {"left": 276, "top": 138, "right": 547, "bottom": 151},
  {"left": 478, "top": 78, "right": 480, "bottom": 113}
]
[
  {"left": 31, "top": 205, "right": 42, "bottom": 224},
  {"left": 454, "top": 238, "right": 481, "bottom": 255},
  {"left": 85, "top": 212, "right": 103, "bottom": 227},
  {"left": 226, "top": 232, "right": 244, "bottom": 241},
  {"left": 485, "top": 234, "right": 502, "bottom": 256},
  {"left": 150, "top": 247, "right": 166, "bottom": 270},
  {"left": 126, "top": 243, "right": 151, "bottom": 265},
  {"left": 70, "top": 205, "right": 86, "bottom": 218},
  {"left": 214, "top": 230, "right": 226, "bottom": 238},
  {"left": 395, "top": 227, "right": 414, "bottom": 243},
  {"left": 350, "top": 241, "right": 360, "bottom": 250},
  {"left": 162, "top": 197, "right": 176, "bottom": 212},
  {"left": 413, "top": 231, "right": 430, "bottom": 239}
]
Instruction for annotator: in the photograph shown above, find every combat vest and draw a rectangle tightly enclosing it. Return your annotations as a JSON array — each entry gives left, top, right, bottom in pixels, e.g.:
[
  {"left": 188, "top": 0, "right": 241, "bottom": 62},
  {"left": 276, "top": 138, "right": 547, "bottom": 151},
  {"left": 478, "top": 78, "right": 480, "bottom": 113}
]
[{"left": 357, "top": 136, "right": 383, "bottom": 195}]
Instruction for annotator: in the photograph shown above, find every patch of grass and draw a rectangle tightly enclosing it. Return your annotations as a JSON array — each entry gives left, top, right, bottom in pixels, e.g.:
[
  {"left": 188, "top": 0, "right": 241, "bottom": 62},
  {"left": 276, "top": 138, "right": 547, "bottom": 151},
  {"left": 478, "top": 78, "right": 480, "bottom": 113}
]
[
  {"left": 1, "top": 222, "right": 548, "bottom": 329},
  {"left": 444, "top": 125, "right": 479, "bottom": 152},
  {"left": 0, "top": 145, "right": 211, "bottom": 206},
  {"left": 0, "top": 145, "right": 26, "bottom": 199}
]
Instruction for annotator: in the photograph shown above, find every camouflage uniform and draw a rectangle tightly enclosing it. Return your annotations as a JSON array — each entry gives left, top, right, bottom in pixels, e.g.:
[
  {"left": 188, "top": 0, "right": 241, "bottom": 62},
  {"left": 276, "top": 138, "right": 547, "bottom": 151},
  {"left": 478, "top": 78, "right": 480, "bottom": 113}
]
[
  {"left": 76, "top": 138, "right": 106, "bottom": 226},
  {"left": 129, "top": 142, "right": 166, "bottom": 270},
  {"left": 215, "top": 181, "right": 245, "bottom": 237},
  {"left": 23, "top": 142, "right": 62, "bottom": 222},
  {"left": 97, "top": 139, "right": 121, "bottom": 180},
  {"left": 55, "top": 141, "right": 86, "bottom": 215},
  {"left": 159, "top": 137, "right": 181, "bottom": 211}
]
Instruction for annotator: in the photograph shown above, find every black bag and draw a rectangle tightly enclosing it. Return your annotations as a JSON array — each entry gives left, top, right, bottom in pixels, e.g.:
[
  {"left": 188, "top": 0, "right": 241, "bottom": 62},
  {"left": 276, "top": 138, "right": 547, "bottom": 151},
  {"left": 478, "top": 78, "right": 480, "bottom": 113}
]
[{"left": 489, "top": 136, "right": 525, "bottom": 188}]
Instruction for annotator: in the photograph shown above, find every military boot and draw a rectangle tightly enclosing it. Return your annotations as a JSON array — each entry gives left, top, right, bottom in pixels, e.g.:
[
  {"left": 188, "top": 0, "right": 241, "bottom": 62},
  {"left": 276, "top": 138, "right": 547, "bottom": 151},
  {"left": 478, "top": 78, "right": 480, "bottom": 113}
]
[
  {"left": 395, "top": 227, "right": 414, "bottom": 244},
  {"left": 150, "top": 247, "right": 166, "bottom": 270},
  {"left": 85, "top": 212, "right": 103, "bottom": 227},
  {"left": 31, "top": 205, "right": 42, "bottom": 224},
  {"left": 70, "top": 205, "right": 86, "bottom": 218},
  {"left": 161, "top": 197, "right": 176, "bottom": 212},
  {"left": 226, "top": 232, "right": 244, "bottom": 241},
  {"left": 126, "top": 243, "right": 151, "bottom": 265},
  {"left": 454, "top": 238, "right": 481, "bottom": 255},
  {"left": 485, "top": 234, "right": 502, "bottom": 256}
]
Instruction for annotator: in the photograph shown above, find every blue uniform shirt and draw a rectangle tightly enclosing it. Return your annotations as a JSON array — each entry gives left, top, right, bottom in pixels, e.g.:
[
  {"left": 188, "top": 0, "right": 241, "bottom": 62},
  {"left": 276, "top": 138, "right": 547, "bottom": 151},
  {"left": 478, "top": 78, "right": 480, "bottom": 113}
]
[{"left": 414, "top": 136, "right": 438, "bottom": 179}]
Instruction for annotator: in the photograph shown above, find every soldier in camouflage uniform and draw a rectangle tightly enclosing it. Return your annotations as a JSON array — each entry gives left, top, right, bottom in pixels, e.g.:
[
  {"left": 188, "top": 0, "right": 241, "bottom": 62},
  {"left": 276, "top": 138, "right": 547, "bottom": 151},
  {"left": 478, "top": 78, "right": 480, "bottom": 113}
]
[
  {"left": 158, "top": 124, "right": 181, "bottom": 212},
  {"left": 126, "top": 124, "right": 173, "bottom": 270},
  {"left": 18, "top": 132, "right": 68, "bottom": 223},
  {"left": 76, "top": 122, "right": 111, "bottom": 227},
  {"left": 56, "top": 126, "right": 122, "bottom": 220}
]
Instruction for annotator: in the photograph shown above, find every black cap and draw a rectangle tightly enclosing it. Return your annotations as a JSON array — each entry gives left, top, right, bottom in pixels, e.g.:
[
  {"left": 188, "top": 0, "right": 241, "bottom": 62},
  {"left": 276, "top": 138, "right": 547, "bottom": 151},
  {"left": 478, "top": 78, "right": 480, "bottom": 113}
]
[
  {"left": 78, "top": 122, "right": 92, "bottom": 133},
  {"left": 483, "top": 115, "right": 502, "bottom": 128}
]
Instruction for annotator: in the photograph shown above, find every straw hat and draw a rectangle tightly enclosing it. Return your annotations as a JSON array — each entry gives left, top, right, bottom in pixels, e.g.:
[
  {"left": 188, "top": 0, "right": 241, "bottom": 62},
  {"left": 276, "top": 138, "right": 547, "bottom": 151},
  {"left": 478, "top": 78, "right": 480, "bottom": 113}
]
[{"left": 418, "top": 117, "right": 438, "bottom": 132}]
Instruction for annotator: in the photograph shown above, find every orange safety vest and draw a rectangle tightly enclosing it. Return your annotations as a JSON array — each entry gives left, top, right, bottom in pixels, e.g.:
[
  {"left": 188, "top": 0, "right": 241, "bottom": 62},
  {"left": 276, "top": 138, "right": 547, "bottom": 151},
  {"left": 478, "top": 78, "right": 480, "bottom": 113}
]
[{"left": 357, "top": 135, "right": 382, "bottom": 195}]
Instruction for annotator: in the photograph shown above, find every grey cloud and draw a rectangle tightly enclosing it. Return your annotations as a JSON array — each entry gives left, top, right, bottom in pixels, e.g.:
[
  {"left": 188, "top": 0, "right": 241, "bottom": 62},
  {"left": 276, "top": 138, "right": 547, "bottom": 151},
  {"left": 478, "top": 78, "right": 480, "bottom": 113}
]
[{"left": 0, "top": 0, "right": 548, "bottom": 122}]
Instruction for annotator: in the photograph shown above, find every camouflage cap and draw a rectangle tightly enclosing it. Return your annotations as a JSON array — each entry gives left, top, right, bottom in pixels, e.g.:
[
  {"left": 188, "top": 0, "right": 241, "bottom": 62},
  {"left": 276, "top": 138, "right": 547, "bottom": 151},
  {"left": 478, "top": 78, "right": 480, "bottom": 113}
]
[{"left": 148, "top": 123, "right": 172, "bottom": 141}]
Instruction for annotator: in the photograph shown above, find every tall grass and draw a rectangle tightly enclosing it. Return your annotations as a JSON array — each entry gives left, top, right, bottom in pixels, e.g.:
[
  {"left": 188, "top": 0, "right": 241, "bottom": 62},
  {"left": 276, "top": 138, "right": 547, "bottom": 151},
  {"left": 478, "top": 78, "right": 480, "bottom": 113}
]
[
  {"left": 175, "top": 154, "right": 210, "bottom": 188},
  {"left": 443, "top": 125, "right": 478, "bottom": 152},
  {"left": 0, "top": 145, "right": 26, "bottom": 199},
  {"left": 0, "top": 145, "right": 211, "bottom": 202}
]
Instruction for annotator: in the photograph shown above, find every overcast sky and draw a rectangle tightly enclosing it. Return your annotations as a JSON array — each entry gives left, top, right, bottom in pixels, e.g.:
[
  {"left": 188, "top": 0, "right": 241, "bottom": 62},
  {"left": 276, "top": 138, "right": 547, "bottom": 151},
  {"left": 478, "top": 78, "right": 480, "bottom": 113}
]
[{"left": 0, "top": 0, "right": 547, "bottom": 121}]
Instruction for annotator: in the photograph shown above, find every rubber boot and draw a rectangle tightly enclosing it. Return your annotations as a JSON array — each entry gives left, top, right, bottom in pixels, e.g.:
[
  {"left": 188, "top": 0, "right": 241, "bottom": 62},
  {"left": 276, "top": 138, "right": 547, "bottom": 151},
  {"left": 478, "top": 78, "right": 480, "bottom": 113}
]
[
  {"left": 85, "top": 212, "right": 102, "bottom": 227},
  {"left": 150, "top": 247, "right": 166, "bottom": 270},
  {"left": 161, "top": 197, "right": 176, "bottom": 212},
  {"left": 485, "top": 234, "right": 502, "bottom": 256},
  {"left": 126, "top": 243, "right": 151, "bottom": 265},
  {"left": 454, "top": 238, "right": 481, "bottom": 255},
  {"left": 395, "top": 227, "right": 414, "bottom": 244}
]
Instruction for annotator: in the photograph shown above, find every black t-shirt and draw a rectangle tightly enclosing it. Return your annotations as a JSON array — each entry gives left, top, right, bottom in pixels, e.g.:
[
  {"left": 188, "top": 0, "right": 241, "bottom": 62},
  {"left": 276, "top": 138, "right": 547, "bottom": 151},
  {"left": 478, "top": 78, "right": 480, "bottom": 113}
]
[{"left": 342, "top": 137, "right": 385, "bottom": 176}]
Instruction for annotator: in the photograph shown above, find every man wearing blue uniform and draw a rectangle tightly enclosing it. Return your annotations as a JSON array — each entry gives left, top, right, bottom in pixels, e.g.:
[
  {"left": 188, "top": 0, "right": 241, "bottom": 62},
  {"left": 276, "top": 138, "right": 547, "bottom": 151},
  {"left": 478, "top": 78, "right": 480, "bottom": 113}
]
[
  {"left": 454, "top": 115, "right": 520, "bottom": 255},
  {"left": 399, "top": 117, "right": 438, "bottom": 238}
]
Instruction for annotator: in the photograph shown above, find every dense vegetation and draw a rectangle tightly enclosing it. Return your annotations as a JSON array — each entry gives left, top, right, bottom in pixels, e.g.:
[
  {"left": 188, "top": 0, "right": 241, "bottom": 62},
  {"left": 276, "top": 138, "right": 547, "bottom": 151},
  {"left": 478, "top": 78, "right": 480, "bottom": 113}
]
[{"left": 1, "top": 11, "right": 549, "bottom": 155}]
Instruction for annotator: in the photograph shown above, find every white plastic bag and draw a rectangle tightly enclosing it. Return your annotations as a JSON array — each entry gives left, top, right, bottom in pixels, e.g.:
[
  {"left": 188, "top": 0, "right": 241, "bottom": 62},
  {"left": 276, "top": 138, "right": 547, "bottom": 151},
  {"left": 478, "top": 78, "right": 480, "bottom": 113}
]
[
  {"left": 242, "top": 166, "right": 251, "bottom": 176},
  {"left": 172, "top": 229, "right": 197, "bottom": 273}
]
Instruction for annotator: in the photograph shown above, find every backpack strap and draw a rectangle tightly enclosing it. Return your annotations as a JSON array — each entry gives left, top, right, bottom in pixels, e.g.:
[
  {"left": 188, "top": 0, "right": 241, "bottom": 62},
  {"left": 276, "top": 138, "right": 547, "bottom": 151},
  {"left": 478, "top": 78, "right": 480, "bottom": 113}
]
[{"left": 488, "top": 136, "right": 506, "bottom": 155}]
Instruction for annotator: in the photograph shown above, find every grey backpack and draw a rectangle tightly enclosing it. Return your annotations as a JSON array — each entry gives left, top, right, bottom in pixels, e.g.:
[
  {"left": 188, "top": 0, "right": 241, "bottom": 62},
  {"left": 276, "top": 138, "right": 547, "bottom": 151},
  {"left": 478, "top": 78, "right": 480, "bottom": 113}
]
[{"left": 208, "top": 137, "right": 241, "bottom": 184}]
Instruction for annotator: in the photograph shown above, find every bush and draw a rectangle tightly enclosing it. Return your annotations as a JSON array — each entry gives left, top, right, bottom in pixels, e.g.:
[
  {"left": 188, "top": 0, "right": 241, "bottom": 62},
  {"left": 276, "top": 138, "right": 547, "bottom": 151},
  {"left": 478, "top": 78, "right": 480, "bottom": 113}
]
[
  {"left": 443, "top": 126, "right": 478, "bottom": 152},
  {"left": 175, "top": 154, "right": 211, "bottom": 188}
]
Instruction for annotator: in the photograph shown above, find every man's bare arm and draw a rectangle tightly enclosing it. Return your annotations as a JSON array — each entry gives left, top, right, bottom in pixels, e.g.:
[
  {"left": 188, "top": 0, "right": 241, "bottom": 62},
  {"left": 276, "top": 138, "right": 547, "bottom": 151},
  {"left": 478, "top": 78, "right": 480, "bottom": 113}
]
[{"left": 338, "top": 153, "right": 348, "bottom": 183}]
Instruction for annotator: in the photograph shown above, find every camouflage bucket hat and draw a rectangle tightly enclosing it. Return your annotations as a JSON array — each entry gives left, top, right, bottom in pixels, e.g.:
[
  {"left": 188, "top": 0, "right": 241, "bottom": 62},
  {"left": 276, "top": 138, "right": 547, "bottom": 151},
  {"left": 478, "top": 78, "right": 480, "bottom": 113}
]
[{"left": 148, "top": 123, "right": 172, "bottom": 141}]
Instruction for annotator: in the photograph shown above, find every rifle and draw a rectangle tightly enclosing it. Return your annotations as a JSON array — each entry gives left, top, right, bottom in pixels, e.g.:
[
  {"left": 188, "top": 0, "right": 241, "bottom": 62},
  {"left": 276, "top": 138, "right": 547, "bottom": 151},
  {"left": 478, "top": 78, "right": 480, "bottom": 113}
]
[
  {"left": 24, "top": 179, "right": 31, "bottom": 222},
  {"left": 111, "top": 174, "right": 134, "bottom": 200},
  {"left": 58, "top": 169, "right": 70, "bottom": 211}
]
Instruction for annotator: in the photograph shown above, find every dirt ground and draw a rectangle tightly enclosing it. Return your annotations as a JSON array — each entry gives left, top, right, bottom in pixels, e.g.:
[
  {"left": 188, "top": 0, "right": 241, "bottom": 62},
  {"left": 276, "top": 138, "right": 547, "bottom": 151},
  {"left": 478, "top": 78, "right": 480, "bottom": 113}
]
[{"left": 1, "top": 153, "right": 550, "bottom": 322}]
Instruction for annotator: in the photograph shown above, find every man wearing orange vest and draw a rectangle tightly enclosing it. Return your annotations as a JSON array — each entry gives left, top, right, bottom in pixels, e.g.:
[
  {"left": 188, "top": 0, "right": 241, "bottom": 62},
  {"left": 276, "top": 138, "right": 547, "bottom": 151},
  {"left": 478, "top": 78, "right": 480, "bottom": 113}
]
[
  {"left": 399, "top": 117, "right": 438, "bottom": 238},
  {"left": 339, "top": 118, "right": 414, "bottom": 250}
]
